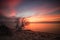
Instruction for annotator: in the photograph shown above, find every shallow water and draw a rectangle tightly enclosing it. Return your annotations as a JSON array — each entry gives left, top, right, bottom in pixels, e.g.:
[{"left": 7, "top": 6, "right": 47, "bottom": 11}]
[{"left": 24, "top": 23, "right": 60, "bottom": 34}]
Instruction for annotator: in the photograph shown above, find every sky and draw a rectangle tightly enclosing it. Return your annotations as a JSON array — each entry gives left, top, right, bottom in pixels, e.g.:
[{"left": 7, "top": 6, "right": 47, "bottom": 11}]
[{"left": 0, "top": 0, "right": 60, "bottom": 22}]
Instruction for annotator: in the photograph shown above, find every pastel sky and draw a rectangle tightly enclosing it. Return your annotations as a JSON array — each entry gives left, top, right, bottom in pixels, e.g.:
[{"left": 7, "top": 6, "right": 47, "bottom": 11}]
[
  {"left": 17, "top": 0, "right": 60, "bottom": 22},
  {"left": 1, "top": 0, "right": 60, "bottom": 21}
]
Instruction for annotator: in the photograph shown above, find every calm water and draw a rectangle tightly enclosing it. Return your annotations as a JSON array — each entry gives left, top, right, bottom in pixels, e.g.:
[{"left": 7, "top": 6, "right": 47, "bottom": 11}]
[
  {"left": 6, "top": 22, "right": 60, "bottom": 34},
  {"left": 24, "top": 23, "right": 60, "bottom": 34}
]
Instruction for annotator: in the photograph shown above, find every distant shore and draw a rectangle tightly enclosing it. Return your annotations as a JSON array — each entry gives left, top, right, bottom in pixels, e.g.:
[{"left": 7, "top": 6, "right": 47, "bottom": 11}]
[{"left": 29, "top": 21, "right": 60, "bottom": 23}]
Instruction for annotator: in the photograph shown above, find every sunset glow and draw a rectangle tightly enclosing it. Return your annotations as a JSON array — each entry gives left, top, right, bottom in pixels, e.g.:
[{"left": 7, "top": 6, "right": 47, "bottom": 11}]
[{"left": 26, "top": 14, "right": 60, "bottom": 22}]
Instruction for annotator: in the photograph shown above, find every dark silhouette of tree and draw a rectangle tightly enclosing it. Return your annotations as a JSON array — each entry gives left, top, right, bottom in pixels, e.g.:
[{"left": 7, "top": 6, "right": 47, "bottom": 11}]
[
  {"left": 16, "top": 18, "right": 20, "bottom": 31},
  {"left": 15, "top": 17, "right": 27, "bottom": 31}
]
